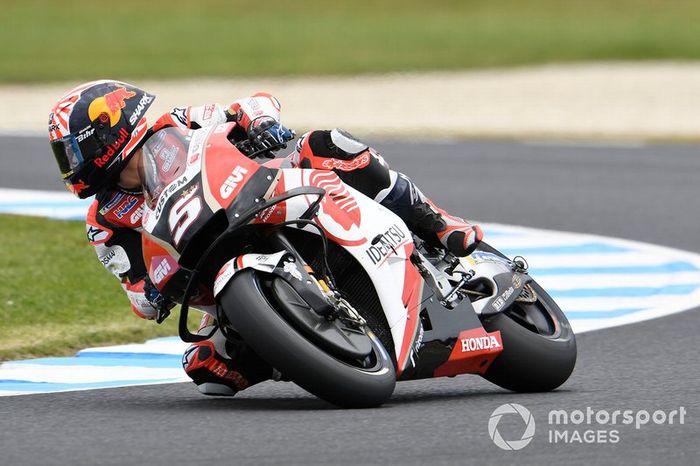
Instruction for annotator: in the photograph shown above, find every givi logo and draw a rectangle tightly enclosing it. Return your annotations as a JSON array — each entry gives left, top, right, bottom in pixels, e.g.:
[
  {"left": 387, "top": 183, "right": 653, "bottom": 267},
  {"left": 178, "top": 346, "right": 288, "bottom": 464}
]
[
  {"left": 220, "top": 166, "right": 249, "bottom": 199},
  {"left": 153, "top": 258, "right": 172, "bottom": 284}
]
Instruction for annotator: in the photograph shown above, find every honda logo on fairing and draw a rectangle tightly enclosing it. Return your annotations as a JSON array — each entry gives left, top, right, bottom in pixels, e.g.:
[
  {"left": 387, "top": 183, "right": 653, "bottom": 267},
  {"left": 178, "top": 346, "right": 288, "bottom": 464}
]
[
  {"left": 220, "top": 166, "right": 249, "bottom": 199},
  {"left": 461, "top": 335, "right": 501, "bottom": 352}
]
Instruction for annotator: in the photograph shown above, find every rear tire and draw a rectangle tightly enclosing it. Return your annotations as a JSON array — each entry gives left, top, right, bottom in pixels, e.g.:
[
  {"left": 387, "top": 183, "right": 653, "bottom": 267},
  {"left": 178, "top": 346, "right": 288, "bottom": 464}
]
[
  {"left": 219, "top": 269, "right": 396, "bottom": 408},
  {"left": 480, "top": 281, "right": 577, "bottom": 392}
]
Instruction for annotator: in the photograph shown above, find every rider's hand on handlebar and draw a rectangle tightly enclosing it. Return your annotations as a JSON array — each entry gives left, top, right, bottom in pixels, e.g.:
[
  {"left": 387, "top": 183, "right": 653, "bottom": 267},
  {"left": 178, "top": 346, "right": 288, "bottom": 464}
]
[
  {"left": 143, "top": 277, "right": 176, "bottom": 324},
  {"left": 248, "top": 116, "right": 296, "bottom": 153}
]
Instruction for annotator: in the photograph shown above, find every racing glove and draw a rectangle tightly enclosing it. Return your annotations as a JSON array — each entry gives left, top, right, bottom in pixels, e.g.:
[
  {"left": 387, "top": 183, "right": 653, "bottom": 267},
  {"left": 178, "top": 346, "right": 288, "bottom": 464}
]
[
  {"left": 228, "top": 93, "right": 295, "bottom": 155},
  {"left": 248, "top": 116, "right": 296, "bottom": 152},
  {"left": 143, "top": 276, "right": 176, "bottom": 324}
]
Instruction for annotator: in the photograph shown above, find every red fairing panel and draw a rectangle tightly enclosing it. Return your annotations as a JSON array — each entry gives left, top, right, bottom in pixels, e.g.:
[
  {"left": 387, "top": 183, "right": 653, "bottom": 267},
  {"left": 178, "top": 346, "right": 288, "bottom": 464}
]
[
  {"left": 396, "top": 243, "right": 422, "bottom": 376},
  {"left": 308, "top": 170, "right": 362, "bottom": 232},
  {"left": 142, "top": 235, "right": 178, "bottom": 282},
  {"left": 433, "top": 328, "right": 503, "bottom": 377},
  {"left": 252, "top": 172, "right": 287, "bottom": 225},
  {"left": 202, "top": 124, "right": 261, "bottom": 210},
  {"left": 299, "top": 170, "right": 368, "bottom": 247}
]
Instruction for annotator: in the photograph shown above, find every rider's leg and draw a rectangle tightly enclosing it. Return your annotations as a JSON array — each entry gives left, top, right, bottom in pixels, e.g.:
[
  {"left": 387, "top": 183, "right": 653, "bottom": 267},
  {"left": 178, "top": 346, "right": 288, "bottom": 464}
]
[
  {"left": 183, "top": 314, "right": 274, "bottom": 396},
  {"left": 294, "top": 129, "right": 483, "bottom": 256},
  {"left": 375, "top": 171, "right": 483, "bottom": 257}
]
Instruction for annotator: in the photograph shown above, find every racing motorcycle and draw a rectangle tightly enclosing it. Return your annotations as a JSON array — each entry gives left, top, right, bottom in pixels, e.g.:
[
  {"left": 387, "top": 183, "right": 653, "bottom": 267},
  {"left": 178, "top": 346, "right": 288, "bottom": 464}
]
[{"left": 140, "top": 123, "right": 577, "bottom": 408}]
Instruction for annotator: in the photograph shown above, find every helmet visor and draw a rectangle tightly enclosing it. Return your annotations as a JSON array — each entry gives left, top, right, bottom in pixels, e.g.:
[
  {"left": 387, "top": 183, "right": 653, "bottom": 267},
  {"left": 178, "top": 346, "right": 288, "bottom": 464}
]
[{"left": 50, "top": 135, "right": 84, "bottom": 178}]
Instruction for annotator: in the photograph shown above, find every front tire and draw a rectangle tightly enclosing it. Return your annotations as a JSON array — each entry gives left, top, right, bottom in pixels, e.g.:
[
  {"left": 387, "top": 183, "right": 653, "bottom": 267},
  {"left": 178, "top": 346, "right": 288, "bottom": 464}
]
[
  {"left": 219, "top": 269, "right": 396, "bottom": 408},
  {"left": 480, "top": 281, "right": 577, "bottom": 392}
]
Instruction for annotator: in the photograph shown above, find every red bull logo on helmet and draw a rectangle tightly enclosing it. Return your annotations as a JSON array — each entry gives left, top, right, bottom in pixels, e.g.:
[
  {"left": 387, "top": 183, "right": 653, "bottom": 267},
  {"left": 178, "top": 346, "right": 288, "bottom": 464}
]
[
  {"left": 88, "top": 87, "right": 136, "bottom": 127},
  {"left": 93, "top": 127, "right": 130, "bottom": 167}
]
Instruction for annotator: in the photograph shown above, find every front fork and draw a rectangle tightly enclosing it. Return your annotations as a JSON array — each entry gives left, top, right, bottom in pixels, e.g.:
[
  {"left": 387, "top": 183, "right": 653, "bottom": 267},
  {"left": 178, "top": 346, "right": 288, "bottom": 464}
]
[
  {"left": 262, "top": 229, "right": 337, "bottom": 316},
  {"left": 267, "top": 229, "right": 369, "bottom": 327}
]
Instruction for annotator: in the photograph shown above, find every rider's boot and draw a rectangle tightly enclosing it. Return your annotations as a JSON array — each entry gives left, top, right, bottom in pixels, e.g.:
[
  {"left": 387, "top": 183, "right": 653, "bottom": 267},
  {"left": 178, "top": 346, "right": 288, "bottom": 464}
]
[
  {"left": 183, "top": 314, "right": 274, "bottom": 396},
  {"left": 377, "top": 172, "right": 483, "bottom": 257}
]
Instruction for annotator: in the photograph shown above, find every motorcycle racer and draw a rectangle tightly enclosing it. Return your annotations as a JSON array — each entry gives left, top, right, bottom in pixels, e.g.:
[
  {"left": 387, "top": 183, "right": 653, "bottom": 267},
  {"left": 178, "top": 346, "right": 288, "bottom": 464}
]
[{"left": 48, "top": 80, "right": 483, "bottom": 396}]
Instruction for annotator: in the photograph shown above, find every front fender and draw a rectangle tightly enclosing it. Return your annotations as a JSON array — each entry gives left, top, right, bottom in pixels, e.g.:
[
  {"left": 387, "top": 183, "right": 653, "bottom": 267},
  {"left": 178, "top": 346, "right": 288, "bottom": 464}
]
[
  {"left": 213, "top": 250, "right": 295, "bottom": 297},
  {"left": 213, "top": 249, "right": 334, "bottom": 316}
]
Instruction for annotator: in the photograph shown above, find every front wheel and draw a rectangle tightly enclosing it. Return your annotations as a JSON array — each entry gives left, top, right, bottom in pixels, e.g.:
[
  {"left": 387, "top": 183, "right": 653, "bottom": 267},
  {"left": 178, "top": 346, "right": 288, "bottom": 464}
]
[
  {"left": 219, "top": 269, "right": 396, "bottom": 408},
  {"left": 480, "top": 281, "right": 577, "bottom": 392}
]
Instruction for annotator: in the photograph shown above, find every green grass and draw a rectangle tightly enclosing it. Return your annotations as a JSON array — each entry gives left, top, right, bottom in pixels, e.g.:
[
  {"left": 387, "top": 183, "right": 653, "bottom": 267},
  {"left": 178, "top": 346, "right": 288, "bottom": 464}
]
[
  {"left": 2, "top": 0, "right": 700, "bottom": 82},
  {"left": 0, "top": 214, "right": 199, "bottom": 360}
]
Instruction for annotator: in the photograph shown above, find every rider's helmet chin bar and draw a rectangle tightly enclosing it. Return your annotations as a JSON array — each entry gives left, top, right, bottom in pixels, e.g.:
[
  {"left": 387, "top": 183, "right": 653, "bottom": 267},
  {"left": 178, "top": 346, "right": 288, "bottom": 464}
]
[{"left": 178, "top": 187, "right": 326, "bottom": 343}]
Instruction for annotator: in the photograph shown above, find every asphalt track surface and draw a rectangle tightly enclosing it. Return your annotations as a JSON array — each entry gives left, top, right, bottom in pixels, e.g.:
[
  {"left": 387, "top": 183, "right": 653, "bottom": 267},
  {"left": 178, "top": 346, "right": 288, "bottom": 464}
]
[{"left": 1, "top": 136, "right": 699, "bottom": 465}]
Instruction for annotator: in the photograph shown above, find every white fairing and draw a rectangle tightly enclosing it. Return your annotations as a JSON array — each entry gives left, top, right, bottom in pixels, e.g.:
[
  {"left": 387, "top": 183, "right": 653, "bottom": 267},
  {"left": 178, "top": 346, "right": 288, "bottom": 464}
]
[
  {"left": 279, "top": 169, "right": 414, "bottom": 362},
  {"left": 209, "top": 168, "right": 418, "bottom": 364}
]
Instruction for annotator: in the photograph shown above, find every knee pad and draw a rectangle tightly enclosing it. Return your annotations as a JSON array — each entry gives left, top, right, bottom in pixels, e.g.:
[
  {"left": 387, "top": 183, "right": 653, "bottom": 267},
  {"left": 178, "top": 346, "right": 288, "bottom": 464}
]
[
  {"left": 296, "top": 129, "right": 391, "bottom": 199},
  {"left": 299, "top": 128, "right": 368, "bottom": 162}
]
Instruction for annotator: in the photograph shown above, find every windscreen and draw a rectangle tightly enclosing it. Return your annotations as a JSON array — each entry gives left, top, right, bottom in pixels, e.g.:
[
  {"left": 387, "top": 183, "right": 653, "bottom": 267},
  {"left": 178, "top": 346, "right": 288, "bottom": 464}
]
[{"left": 141, "top": 127, "right": 192, "bottom": 208}]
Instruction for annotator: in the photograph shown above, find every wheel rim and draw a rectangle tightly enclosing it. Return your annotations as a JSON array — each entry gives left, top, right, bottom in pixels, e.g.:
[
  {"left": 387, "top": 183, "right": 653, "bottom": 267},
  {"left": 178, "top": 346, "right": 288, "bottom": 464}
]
[{"left": 326, "top": 328, "right": 389, "bottom": 372}]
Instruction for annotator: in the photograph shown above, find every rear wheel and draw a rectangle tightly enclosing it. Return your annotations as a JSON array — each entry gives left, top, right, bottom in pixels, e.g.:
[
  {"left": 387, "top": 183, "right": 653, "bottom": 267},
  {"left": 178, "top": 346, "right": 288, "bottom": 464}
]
[
  {"left": 480, "top": 281, "right": 577, "bottom": 392},
  {"left": 219, "top": 269, "right": 396, "bottom": 408}
]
